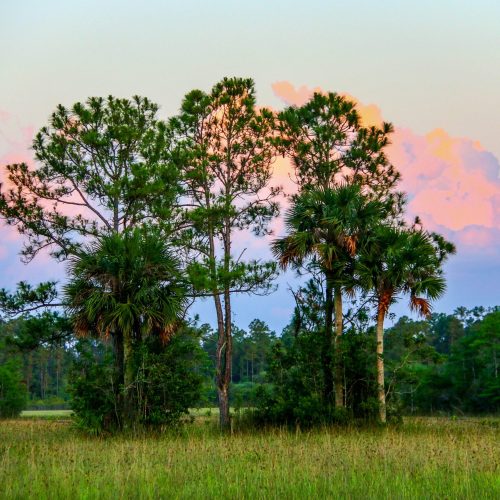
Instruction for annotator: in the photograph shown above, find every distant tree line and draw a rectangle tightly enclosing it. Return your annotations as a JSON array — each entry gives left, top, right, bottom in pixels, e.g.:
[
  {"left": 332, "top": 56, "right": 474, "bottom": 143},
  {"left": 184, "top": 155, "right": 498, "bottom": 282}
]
[
  {"left": 1, "top": 305, "right": 498, "bottom": 421},
  {"left": 0, "top": 76, "right": 495, "bottom": 432}
]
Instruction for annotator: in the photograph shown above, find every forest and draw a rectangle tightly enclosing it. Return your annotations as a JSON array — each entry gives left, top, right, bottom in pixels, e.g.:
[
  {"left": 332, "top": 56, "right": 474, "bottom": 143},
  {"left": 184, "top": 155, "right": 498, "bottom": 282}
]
[{"left": 0, "top": 78, "right": 498, "bottom": 433}]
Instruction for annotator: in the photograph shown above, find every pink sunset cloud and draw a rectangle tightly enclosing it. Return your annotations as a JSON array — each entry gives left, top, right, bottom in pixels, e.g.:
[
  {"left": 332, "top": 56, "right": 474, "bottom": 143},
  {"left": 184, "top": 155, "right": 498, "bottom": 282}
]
[
  {"left": 0, "top": 112, "right": 35, "bottom": 248},
  {"left": 390, "top": 128, "right": 500, "bottom": 234},
  {"left": 272, "top": 82, "right": 500, "bottom": 254},
  {"left": 272, "top": 81, "right": 384, "bottom": 128}
]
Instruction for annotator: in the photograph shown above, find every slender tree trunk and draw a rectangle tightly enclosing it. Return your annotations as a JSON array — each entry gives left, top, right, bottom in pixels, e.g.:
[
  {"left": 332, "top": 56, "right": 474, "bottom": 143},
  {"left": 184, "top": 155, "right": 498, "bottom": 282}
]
[
  {"left": 217, "top": 220, "right": 232, "bottom": 431},
  {"left": 209, "top": 234, "right": 228, "bottom": 430},
  {"left": 218, "top": 286, "right": 232, "bottom": 430},
  {"left": 112, "top": 333, "right": 125, "bottom": 386},
  {"left": 123, "top": 333, "right": 137, "bottom": 427},
  {"left": 202, "top": 182, "right": 231, "bottom": 430},
  {"left": 112, "top": 332, "right": 125, "bottom": 428},
  {"left": 376, "top": 304, "right": 386, "bottom": 423},
  {"left": 323, "top": 278, "right": 334, "bottom": 406},
  {"left": 334, "top": 287, "right": 345, "bottom": 409}
]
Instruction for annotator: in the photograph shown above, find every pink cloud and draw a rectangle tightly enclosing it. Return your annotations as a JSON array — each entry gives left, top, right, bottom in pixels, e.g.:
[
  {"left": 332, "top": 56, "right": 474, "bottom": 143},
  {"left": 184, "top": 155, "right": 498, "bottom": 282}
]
[
  {"left": 390, "top": 128, "right": 500, "bottom": 235},
  {"left": 272, "top": 81, "right": 322, "bottom": 107},
  {"left": 457, "top": 226, "right": 495, "bottom": 248},
  {"left": 272, "top": 81, "right": 384, "bottom": 128},
  {"left": 272, "top": 82, "right": 500, "bottom": 253}
]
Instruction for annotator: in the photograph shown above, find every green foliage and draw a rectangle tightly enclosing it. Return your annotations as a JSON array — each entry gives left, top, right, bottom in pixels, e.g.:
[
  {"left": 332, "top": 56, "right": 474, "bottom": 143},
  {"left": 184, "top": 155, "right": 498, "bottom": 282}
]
[
  {"left": 358, "top": 226, "right": 455, "bottom": 316},
  {"left": 254, "top": 325, "right": 382, "bottom": 426},
  {"left": 68, "top": 340, "right": 118, "bottom": 434},
  {"left": 172, "top": 77, "right": 281, "bottom": 428},
  {"left": 187, "top": 259, "right": 277, "bottom": 297},
  {"left": 0, "top": 95, "right": 179, "bottom": 262},
  {"left": 64, "top": 228, "right": 188, "bottom": 429},
  {"left": 200, "top": 319, "right": 277, "bottom": 389},
  {"left": 7, "top": 312, "right": 73, "bottom": 351},
  {"left": 0, "top": 82, "right": 495, "bottom": 433},
  {"left": 277, "top": 91, "right": 401, "bottom": 205},
  {"left": 0, "top": 282, "right": 60, "bottom": 317},
  {"left": 273, "top": 184, "right": 389, "bottom": 279},
  {"left": 64, "top": 228, "right": 186, "bottom": 341},
  {"left": 69, "top": 330, "right": 207, "bottom": 433},
  {"left": 0, "top": 358, "right": 28, "bottom": 418},
  {"left": 254, "top": 329, "right": 330, "bottom": 427},
  {"left": 384, "top": 310, "right": 500, "bottom": 414},
  {"left": 132, "top": 331, "right": 207, "bottom": 427}
]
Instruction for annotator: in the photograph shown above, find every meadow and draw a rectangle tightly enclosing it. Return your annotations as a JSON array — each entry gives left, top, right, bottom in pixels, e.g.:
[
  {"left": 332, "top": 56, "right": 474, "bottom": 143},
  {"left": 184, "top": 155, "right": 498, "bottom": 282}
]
[{"left": 1, "top": 415, "right": 499, "bottom": 499}]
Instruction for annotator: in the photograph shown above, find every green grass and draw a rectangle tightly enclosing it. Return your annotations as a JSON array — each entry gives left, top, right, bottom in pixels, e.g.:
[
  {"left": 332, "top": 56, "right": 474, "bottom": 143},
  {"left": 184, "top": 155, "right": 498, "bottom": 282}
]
[
  {"left": 0, "top": 417, "right": 498, "bottom": 499},
  {"left": 21, "top": 410, "right": 74, "bottom": 418},
  {"left": 20, "top": 408, "right": 220, "bottom": 419}
]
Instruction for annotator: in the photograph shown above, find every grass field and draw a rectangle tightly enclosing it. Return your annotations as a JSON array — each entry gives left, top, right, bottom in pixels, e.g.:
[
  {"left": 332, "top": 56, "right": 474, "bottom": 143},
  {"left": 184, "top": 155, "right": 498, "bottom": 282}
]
[
  {"left": 21, "top": 410, "right": 74, "bottom": 418},
  {"left": 20, "top": 408, "right": 222, "bottom": 418},
  {"left": 1, "top": 416, "right": 499, "bottom": 499}
]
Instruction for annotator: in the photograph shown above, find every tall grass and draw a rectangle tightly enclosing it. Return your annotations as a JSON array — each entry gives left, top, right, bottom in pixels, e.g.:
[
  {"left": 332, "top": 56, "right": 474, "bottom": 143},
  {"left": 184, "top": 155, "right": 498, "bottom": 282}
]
[{"left": 0, "top": 417, "right": 498, "bottom": 499}]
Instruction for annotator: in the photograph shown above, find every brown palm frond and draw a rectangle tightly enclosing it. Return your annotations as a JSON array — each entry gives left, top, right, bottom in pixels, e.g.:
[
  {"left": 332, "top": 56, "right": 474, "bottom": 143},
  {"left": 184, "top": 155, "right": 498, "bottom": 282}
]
[
  {"left": 160, "top": 321, "right": 179, "bottom": 344},
  {"left": 410, "top": 296, "right": 432, "bottom": 318},
  {"left": 379, "top": 290, "right": 393, "bottom": 315},
  {"left": 344, "top": 235, "right": 357, "bottom": 256},
  {"left": 74, "top": 317, "right": 90, "bottom": 338}
]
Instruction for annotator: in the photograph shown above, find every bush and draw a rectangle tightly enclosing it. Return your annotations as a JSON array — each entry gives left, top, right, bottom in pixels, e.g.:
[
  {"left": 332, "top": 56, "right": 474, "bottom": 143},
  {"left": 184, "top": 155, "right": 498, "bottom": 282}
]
[
  {"left": 133, "top": 332, "right": 206, "bottom": 428},
  {"left": 0, "top": 358, "right": 27, "bottom": 418},
  {"left": 68, "top": 340, "right": 118, "bottom": 434},
  {"left": 253, "top": 328, "right": 382, "bottom": 427},
  {"left": 68, "top": 329, "right": 207, "bottom": 433},
  {"left": 253, "top": 332, "right": 334, "bottom": 427}
]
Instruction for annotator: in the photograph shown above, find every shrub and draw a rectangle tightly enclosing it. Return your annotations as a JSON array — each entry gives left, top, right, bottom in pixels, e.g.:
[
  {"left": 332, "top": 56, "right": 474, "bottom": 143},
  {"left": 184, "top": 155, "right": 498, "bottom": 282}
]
[
  {"left": 68, "top": 340, "right": 118, "bottom": 434},
  {"left": 68, "top": 329, "right": 207, "bottom": 433},
  {"left": 0, "top": 358, "right": 27, "bottom": 418},
  {"left": 133, "top": 332, "right": 206, "bottom": 428}
]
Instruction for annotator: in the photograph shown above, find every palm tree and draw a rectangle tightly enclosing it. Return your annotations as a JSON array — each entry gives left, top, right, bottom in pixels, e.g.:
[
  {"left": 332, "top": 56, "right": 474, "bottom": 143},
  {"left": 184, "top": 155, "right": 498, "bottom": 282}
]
[
  {"left": 64, "top": 228, "right": 186, "bottom": 426},
  {"left": 272, "top": 184, "right": 387, "bottom": 409},
  {"left": 358, "top": 226, "right": 455, "bottom": 423}
]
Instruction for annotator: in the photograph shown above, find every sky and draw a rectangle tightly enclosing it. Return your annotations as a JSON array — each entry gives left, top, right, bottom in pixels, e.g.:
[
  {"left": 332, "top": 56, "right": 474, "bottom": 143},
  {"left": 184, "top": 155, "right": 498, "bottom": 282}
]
[{"left": 0, "top": 0, "right": 499, "bottom": 332}]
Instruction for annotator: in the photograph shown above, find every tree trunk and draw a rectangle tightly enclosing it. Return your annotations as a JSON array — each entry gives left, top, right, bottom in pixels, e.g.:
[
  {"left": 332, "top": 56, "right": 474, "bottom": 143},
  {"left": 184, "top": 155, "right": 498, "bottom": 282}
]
[
  {"left": 334, "top": 287, "right": 344, "bottom": 409},
  {"left": 26, "top": 353, "right": 32, "bottom": 399},
  {"left": 123, "top": 333, "right": 137, "bottom": 427},
  {"left": 112, "top": 332, "right": 125, "bottom": 386},
  {"left": 202, "top": 180, "right": 232, "bottom": 431},
  {"left": 217, "top": 220, "right": 233, "bottom": 431},
  {"left": 322, "top": 278, "right": 334, "bottom": 406},
  {"left": 112, "top": 332, "right": 125, "bottom": 428},
  {"left": 376, "top": 304, "right": 386, "bottom": 423}
]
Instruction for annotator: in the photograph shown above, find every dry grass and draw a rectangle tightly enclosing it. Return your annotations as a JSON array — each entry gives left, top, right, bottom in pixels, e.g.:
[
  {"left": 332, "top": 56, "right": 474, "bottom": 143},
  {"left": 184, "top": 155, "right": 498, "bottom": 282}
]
[{"left": 0, "top": 416, "right": 498, "bottom": 499}]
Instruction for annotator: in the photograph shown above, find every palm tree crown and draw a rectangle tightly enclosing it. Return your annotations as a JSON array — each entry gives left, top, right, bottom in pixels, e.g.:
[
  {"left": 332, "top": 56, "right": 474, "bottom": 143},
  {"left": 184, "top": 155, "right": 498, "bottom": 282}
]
[
  {"left": 358, "top": 227, "right": 454, "bottom": 316},
  {"left": 272, "top": 184, "right": 388, "bottom": 280},
  {"left": 64, "top": 229, "right": 186, "bottom": 343}
]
